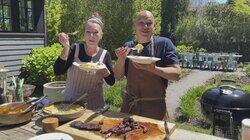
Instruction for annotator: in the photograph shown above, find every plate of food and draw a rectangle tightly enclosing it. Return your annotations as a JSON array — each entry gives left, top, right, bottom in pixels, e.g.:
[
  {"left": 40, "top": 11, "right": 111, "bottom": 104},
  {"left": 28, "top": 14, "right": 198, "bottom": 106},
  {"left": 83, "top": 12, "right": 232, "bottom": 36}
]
[
  {"left": 73, "top": 62, "right": 106, "bottom": 72},
  {"left": 42, "top": 101, "right": 86, "bottom": 122},
  {"left": 127, "top": 55, "right": 161, "bottom": 64}
]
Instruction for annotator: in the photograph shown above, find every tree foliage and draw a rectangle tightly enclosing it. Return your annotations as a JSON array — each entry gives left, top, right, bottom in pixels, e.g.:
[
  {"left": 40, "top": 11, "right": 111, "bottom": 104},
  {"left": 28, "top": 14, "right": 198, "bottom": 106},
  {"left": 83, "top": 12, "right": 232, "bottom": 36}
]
[
  {"left": 160, "top": 0, "right": 189, "bottom": 37},
  {"left": 45, "top": 0, "right": 163, "bottom": 58},
  {"left": 45, "top": 0, "right": 62, "bottom": 45},
  {"left": 175, "top": 1, "right": 250, "bottom": 61}
]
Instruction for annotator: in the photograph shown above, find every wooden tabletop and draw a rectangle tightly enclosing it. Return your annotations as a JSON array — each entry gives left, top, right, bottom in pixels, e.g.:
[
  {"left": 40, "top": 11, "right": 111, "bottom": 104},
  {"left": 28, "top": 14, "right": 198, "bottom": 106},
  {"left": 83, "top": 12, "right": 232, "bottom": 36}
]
[
  {"left": 0, "top": 115, "right": 43, "bottom": 140},
  {"left": 0, "top": 110, "right": 227, "bottom": 140},
  {"left": 0, "top": 110, "right": 175, "bottom": 140}
]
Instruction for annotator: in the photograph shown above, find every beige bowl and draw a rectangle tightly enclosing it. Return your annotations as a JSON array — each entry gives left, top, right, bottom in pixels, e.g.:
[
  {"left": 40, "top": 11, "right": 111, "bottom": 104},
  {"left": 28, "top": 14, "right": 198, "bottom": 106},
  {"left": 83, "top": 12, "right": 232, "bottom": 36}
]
[{"left": 0, "top": 102, "right": 33, "bottom": 125}]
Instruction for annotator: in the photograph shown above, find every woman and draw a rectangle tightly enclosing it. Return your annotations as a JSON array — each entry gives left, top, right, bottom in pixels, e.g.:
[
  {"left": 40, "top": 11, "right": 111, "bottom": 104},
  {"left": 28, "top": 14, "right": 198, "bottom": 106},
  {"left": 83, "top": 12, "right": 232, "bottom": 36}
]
[{"left": 54, "top": 13, "right": 115, "bottom": 110}]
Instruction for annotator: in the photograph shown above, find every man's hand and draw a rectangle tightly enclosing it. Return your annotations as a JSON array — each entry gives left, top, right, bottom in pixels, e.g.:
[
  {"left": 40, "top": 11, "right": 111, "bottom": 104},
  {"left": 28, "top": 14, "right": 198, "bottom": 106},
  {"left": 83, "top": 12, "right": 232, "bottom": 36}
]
[
  {"left": 132, "top": 62, "right": 156, "bottom": 72},
  {"left": 115, "top": 47, "right": 131, "bottom": 60}
]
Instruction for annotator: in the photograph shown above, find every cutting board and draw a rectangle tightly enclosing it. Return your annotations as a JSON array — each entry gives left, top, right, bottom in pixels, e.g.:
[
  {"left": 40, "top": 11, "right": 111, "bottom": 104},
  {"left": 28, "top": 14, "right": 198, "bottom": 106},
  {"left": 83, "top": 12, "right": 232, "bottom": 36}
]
[{"left": 56, "top": 110, "right": 175, "bottom": 140}]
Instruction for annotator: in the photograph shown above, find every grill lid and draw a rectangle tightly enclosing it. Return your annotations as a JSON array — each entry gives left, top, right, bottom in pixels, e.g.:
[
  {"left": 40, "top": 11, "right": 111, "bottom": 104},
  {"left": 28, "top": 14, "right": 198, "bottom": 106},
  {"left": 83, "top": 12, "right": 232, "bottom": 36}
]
[{"left": 201, "top": 84, "right": 250, "bottom": 109}]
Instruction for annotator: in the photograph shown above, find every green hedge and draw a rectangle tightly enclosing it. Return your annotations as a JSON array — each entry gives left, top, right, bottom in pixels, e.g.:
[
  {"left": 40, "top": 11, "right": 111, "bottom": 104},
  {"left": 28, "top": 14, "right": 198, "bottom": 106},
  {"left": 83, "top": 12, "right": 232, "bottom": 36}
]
[
  {"left": 21, "top": 43, "right": 64, "bottom": 86},
  {"left": 104, "top": 80, "right": 127, "bottom": 112},
  {"left": 243, "top": 65, "right": 250, "bottom": 76},
  {"left": 180, "top": 85, "right": 215, "bottom": 118},
  {"left": 176, "top": 44, "right": 207, "bottom": 53}
]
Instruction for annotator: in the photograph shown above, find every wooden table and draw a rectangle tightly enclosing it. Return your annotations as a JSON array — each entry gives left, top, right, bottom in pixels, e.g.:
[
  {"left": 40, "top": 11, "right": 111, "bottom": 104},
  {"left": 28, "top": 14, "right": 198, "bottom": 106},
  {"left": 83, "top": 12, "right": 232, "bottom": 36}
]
[
  {"left": 0, "top": 110, "right": 175, "bottom": 140},
  {"left": 0, "top": 110, "right": 228, "bottom": 140},
  {"left": 0, "top": 115, "right": 43, "bottom": 140}
]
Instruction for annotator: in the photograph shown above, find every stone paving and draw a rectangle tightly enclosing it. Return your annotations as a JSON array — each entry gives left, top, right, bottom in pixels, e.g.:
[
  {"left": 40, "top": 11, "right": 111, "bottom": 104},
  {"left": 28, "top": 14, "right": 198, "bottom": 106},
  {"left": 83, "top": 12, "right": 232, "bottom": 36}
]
[{"left": 165, "top": 69, "right": 244, "bottom": 118}]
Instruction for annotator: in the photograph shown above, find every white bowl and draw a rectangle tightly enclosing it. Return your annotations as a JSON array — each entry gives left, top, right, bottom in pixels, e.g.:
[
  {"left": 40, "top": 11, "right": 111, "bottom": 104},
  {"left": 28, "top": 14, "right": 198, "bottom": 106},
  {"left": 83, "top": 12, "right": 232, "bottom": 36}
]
[
  {"left": 43, "top": 81, "right": 66, "bottom": 102},
  {"left": 73, "top": 62, "right": 106, "bottom": 72},
  {"left": 127, "top": 55, "right": 161, "bottom": 64},
  {"left": 28, "top": 132, "right": 73, "bottom": 140}
]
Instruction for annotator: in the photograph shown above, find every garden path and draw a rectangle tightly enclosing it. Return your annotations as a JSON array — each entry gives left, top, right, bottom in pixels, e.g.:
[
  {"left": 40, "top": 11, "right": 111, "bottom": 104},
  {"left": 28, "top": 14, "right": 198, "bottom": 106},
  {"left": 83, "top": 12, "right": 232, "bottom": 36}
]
[{"left": 165, "top": 69, "right": 244, "bottom": 119}]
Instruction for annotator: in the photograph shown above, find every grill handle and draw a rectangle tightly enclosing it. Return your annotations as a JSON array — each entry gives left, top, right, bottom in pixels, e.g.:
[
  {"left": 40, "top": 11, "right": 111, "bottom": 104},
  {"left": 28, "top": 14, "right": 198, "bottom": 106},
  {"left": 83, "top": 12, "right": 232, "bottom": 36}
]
[
  {"left": 219, "top": 80, "right": 237, "bottom": 92},
  {"left": 219, "top": 85, "right": 236, "bottom": 90},
  {"left": 221, "top": 79, "right": 236, "bottom": 84}
]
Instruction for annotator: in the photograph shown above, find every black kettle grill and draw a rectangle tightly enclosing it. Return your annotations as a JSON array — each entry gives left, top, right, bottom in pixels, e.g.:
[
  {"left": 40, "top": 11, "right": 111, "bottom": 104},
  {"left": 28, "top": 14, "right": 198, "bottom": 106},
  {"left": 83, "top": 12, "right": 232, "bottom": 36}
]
[{"left": 200, "top": 80, "right": 250, "bottom": 139}]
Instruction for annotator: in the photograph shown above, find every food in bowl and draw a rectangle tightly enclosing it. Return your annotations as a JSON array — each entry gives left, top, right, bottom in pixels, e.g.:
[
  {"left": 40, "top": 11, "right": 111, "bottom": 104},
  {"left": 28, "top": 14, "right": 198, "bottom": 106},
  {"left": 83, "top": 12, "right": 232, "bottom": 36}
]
[
  {"left": 43, "top": 103, "right": 84, "bottom": 115},
  {"left": 0, "top": 103, "right": 29, "bottom": 114},
  {"left": 135, "top": 44, "right": 144, "bottom": 53},
  {"left": 73, "top": 62, "right": 105, "bottom": 72},
  {"left": 79, "top": 62, "right": 100, "bottom": 69},
  {"left": 0, "top": 102, "right": 33, "bottom": 125}
]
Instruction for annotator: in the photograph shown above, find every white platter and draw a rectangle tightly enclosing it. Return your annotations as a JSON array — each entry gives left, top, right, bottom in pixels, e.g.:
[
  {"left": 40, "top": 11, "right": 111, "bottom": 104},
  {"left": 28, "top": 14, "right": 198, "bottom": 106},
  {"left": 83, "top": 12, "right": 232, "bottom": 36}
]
[
  {"left": 73, "top": 62, "right": 106, "bottom": 72},
  {"left": 28, "top": 132, "right": 73, "bottom": 140},
  {"left": 127, "top": 55, "right": 161, "bottom": 64}
]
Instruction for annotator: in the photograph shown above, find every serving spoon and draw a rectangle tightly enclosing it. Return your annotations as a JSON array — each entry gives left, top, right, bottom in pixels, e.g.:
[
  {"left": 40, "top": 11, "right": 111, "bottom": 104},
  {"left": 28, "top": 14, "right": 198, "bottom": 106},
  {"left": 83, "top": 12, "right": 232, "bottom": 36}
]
[{"left": 61, "top": 93, "right": 88, "bottom": 111}]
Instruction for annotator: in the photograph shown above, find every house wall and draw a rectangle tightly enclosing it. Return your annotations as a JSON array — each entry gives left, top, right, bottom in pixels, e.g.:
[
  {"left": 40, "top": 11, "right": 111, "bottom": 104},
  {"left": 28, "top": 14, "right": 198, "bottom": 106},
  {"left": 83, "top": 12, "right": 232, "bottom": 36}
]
[{"left": 0, "top": 33, "right": 44, "bottom": 80}]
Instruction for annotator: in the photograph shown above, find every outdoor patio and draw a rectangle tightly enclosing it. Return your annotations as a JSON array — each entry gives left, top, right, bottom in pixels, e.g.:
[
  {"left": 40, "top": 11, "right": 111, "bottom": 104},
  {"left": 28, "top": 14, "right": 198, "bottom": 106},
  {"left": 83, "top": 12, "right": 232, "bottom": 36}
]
[{"left": 0, "top": 0, "right": 249, "bottom": 140}]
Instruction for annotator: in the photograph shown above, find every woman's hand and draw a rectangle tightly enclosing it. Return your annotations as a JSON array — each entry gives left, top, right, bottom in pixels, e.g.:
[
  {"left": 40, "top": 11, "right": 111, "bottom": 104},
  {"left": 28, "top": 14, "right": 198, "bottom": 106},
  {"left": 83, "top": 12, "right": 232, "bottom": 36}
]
[
  {"left": 115, "top": 47, "right": 131, "bottom": 60},
  {"left": 96, "top": 67, "right": 110, "bottom": 78},
  {"left": 132, "top": 62, "right": 156, "bottom": 72},
  {"left": 58, "top": 32, "right": 70, "bottom": 48}
]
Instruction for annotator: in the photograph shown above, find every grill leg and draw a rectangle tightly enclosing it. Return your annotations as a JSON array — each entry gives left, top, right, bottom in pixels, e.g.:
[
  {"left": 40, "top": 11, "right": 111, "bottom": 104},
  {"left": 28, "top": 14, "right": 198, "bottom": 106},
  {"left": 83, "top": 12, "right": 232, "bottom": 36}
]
[{"left": 213, "top": 109, "right": 235, "bottom": 139}]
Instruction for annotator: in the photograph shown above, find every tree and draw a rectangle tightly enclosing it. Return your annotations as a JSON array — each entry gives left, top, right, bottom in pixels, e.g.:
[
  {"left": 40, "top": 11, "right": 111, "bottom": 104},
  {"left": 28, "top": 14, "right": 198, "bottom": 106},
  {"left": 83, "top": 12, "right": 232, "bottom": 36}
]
[
  {"left": 45, "top": 0, "right": 62, "bottom": 45},
  {"left": 160, "top": 0, "right": 189, "bottom": 37}
]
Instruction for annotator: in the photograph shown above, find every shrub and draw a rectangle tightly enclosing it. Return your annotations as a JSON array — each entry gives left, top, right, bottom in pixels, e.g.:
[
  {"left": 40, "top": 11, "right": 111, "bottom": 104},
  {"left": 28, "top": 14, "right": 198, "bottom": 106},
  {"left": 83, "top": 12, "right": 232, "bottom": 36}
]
[
  {"left": 176, "top": 44, "right": 207, "bottom": 53},
  {"left": 243, "top": 65, "right": 250, "bottom": 76},
  {"left": 242, "top": 85, "right": 250, "bottom": 94},
  {"left": 180, "top": 84, "right": 215, "bottom": 118},
  {"left": 104, "top": 80, "right": 127, "bottom": 112},
  {"left": 21, "top": 43, "right": 63, "bottom": 86}
]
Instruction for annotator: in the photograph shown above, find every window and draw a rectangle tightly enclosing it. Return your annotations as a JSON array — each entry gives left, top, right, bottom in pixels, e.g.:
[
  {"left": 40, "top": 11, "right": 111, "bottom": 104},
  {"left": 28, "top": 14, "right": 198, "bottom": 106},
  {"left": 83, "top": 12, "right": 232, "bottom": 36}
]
[
  {"left": 19, "top": 0, "right": 34, "bottom": 32},
  {"left": 0, "top": 0, "right": 11, "bottom": 31},
  {"left": 0, "top": 0, "right": 35, "bottom": 32}
]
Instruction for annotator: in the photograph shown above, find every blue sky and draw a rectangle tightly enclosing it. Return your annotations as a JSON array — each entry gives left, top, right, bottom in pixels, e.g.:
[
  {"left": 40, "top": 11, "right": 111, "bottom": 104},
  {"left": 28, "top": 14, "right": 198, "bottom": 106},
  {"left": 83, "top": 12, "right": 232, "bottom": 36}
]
[{"left": 216, "top": 0, "right": 227, "bottom": 3}]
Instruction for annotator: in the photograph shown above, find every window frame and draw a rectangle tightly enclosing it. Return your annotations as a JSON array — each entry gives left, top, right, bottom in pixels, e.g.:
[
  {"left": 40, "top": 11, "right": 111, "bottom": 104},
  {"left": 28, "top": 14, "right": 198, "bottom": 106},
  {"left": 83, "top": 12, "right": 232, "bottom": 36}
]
[
  {"left": 0, "top": 0, "right": 36, "bottom": 33},
  {"left": 0, "top": 0, "right": 12, "bottom": 31}
]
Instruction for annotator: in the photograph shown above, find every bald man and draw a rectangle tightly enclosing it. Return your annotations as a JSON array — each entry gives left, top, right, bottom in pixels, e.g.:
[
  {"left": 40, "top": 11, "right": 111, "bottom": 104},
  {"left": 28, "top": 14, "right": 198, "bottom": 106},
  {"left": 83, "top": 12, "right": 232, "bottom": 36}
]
[{"left": 114, "top": 10, "right": 181, "bottom": 120}]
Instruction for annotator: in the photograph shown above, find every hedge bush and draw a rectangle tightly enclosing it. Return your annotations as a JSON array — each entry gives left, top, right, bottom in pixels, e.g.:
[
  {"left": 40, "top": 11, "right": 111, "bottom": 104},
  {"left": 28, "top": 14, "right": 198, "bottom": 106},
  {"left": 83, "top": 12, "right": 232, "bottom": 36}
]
[
  {"left": 104, "top": 80, "right": 127, "bottom": 112},
  {"left": 176, "top": 44, "right": 207, "bottom": 53},
  {"left": 21, "top": 43, "right": 63, "bottom": 86},
  {"left": 243, "top": 64, "right": 250, "bottom": 76},
  {"left": 180, "top": 85, "right": 214, "bottom": 118}
]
